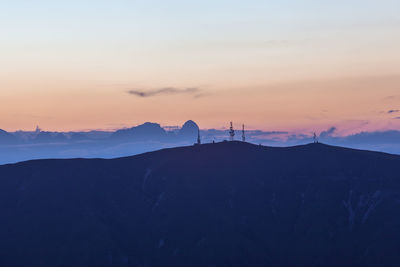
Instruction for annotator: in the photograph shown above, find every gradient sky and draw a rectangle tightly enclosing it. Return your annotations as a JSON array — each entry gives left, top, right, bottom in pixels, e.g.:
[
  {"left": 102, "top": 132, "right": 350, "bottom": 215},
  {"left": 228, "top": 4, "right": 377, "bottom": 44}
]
[{"left": 1, "top": 0, "right": 400, "bottom": 133}]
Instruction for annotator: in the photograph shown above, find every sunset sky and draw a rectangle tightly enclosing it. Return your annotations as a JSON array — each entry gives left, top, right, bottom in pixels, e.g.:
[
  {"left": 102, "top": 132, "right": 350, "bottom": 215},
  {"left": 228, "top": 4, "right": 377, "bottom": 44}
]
[{"left": 1, "top": 0, "right": 400, "bottom": 134}]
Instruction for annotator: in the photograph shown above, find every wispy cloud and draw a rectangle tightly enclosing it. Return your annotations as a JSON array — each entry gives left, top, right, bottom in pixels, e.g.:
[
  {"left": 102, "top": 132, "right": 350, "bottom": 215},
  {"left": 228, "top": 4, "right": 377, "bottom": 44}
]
[
  {"left": 127, "top": 87, "right": 201, "bottom": 98},
  {"left": 385, "top": 95, "right": 400, "bottom": 101},
  {"left": 319, "top": 127, "right": 337, "bottom": 138},
  {"left": 388, "top": 109, "right": 399, "bottom": 114}
]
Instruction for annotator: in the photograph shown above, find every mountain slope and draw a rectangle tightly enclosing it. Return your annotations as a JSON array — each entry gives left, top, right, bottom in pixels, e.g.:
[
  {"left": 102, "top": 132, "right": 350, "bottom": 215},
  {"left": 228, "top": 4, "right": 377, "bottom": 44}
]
[
  {"left": 0, "top": 129, "right": 17, "bottom": 144},
  {"left": 1, "top": 142, "right": 400, "bottom": 266}
]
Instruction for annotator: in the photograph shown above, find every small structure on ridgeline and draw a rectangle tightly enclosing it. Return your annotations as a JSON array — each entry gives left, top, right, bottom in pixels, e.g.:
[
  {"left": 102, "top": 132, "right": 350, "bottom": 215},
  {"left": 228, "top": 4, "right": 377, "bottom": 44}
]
[
  {"left": 313, "top": 132, "right": 319, "bottom": 143},
  {"left": 229, "top": 122, "right": 235, "bottom": 141},
  {"left": 194, "top": 129, "right": 201, "bottom": 146},
  {"left": 242, "top": 124, "right": 245, "bottom": 142},
  {"left": 196, "top": 129, "right": 201, "bottom": 145}
]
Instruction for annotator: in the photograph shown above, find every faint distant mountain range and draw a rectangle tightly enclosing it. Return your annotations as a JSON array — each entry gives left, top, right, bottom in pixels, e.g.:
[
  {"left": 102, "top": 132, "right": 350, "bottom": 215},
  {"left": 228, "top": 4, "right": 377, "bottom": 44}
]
[
  {"left": 0, "top": 129, "right": 17, "bottom": 145},
  {"left": 0, "top": 120, "right": 400, "bottom": 164},
  {"left": 0, "top": 120, "right": 204, "bottom": 164},
  {"left": 5, "top": 120, "right": 202, "bottom": 144},
  {"left": 1, "top": 142, "right": 400, "bottom": 266},
  {"left": 110, "top": 120, "right": 200, "bottom": 142}
]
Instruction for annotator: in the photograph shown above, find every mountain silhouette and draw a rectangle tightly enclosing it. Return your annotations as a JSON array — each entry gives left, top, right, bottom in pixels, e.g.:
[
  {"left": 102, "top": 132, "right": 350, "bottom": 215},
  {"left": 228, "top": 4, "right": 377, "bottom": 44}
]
[
  {"left": 0, "top": 129, "right": 17, "bottom": 144},
  {"left": 111, "top": 122, "right": 167, "bottom": 141},
  {"left": 34, "top": 131, "right": 67, "bottom": 143},
  {"left": 1, "top": 142, "right": 400, "bottom": 266},
  {"left": 178, "top": 120, "right": 199, "bottom": 139},
  {"left": 2, "top": 122, "right": 400, "bottom": 165}
]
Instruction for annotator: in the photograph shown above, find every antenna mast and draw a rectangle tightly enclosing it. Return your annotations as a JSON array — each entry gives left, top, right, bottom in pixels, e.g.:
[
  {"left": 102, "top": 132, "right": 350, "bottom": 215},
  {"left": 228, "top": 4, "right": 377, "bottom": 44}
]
[
  {"left": 229, "top": 122, "right": 235, "bottom": 141},
  {"left": 313, "top": 132, "right": 318, "bottom": 143},
  {"left": 242, "top": 124, "right": 245, "bottom": 142},
  {"left": 197, "top": 129, "right": 201, "bottom": 145}
]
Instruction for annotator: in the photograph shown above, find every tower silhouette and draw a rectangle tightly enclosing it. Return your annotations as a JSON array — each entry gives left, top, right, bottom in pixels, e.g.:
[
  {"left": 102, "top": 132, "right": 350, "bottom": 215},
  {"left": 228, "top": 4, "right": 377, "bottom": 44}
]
[
  {"left": 313, "top": 132, "right": 319, "bottom": 143},
  {"left": 242, "top": 124, "right": 245, "bottom": 142},
  {"left": 229, "top": 122, "right": 235, "bottom": 141},
  {"left": 197, "top": 129, "right": 201, "bottom": 145}
]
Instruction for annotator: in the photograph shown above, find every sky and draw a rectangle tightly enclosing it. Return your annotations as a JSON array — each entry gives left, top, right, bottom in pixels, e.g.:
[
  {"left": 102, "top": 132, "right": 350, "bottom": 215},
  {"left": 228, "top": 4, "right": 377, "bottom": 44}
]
[{"left": 1, "top": 0, "right": 400, "bottom": 134}]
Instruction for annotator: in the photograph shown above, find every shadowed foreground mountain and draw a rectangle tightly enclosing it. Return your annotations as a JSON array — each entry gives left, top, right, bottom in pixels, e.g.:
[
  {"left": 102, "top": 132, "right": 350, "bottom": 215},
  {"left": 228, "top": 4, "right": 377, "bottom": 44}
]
[{"left": 1, "top": 142, "right": 400, "bottom": 266}]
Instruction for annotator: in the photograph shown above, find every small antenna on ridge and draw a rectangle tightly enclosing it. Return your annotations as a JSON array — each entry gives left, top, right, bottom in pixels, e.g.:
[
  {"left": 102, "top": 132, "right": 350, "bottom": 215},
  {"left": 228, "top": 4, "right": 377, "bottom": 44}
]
[
  {"left": 242, "top": 124, "right": 245, "bottom": 142},
  {"left": 313, "top": 132, "right": 319, "bottom": 143},
  {"left": 229, "top": 122, "right": 235, "bottom": 141},
  {"left": 197, "top": 129, "right": 201, "bottom": 145}
]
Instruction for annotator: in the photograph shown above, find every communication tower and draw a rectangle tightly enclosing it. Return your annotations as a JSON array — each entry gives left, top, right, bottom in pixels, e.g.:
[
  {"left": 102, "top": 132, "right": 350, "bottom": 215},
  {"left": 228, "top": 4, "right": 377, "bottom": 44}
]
[
  {"left": 313, "top": 132, "right": 319, "bottom": 143},
  {"left": 229, "top": 122, "right": 235, "bottom": 141},
  {"left": 197, "top": 129, "right": 201, "bottom": 145}
]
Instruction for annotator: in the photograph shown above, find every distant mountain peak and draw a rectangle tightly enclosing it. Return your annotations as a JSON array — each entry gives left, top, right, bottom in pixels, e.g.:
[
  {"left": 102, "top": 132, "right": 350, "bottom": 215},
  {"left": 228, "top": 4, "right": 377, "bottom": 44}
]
[
  {"left": 0, "top": 129, "right": 17, "bottom": 144},
  {"left": 179, "top": 120, "right": 199, "bottom": 136},
  {"left": 135, "top": 122, "right": 164, "bottom": 130},
  {"left": 112, "top": 121, "right": 166, "bottom": 140}
]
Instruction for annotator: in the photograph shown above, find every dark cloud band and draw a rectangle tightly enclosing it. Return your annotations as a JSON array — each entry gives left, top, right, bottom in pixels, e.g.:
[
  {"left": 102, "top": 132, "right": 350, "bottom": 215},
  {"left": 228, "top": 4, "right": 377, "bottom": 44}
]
[{"left": 127, "top": 87, "right": 200, "bottom": 98}]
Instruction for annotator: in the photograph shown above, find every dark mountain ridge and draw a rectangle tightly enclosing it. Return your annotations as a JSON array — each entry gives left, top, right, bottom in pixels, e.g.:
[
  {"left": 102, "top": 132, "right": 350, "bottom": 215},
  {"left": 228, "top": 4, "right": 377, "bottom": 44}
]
[{"left": 1, "top": 142, "right": 400, "bottom": 266}]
